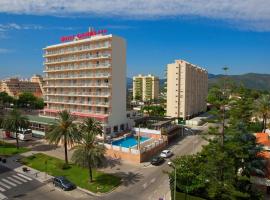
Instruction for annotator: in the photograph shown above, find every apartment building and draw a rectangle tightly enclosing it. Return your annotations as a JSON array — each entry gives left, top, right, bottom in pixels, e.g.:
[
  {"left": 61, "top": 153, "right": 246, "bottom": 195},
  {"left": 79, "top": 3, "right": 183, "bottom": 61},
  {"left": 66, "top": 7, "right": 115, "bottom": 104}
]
[
  {"left": 43, "top": 31, "right": 127, "bottom": 134},
  {"left": 0, "top": 76, "right": 43, "bottom": 98},
  {"left": 133, "top": 74, "right": 159, "bottom": 101},
  {"left": 31, "top": 74, "right": 45, "bottom": 94},
  {"left": 166, "top": 60, "right": 208, "bottom": 119}
]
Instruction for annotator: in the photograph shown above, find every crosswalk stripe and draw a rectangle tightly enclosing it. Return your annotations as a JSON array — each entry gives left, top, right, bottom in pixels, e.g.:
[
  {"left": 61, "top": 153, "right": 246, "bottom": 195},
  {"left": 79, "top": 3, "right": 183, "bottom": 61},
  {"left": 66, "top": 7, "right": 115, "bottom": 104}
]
[
  {"left": 12, "top": 175, "right": 28, "bottom": 183},
  {"left": 0, "top": 193, "right": 7, "bottom": 200},
  {"left": 17, "top": 174, "right": 32, "bottom": 181},
  {"left": 0, "top": 187, "right": 5, "bottom": 192},
  {"left": 7, "top": 177, "right": 22, "bottom": 185},
  {"left": 0, "top": 181, "right": 11, "bottom": 189},
  {"left": 1, "top": 178, "right": 16, "bottom": 187}
]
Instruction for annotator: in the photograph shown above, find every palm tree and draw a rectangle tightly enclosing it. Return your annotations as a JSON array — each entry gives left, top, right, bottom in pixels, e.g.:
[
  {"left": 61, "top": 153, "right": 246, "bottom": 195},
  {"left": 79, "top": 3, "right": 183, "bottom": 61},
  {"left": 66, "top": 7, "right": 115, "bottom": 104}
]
[
  {"left": 2, "top": 109, "right": 29, "bottom": 149},
  {"left": 46, "top": 110, "right": 79, "bottom": 164},
  {"left": 72, "top": 118, "right": 105, "bottom": 182},
  {"left": 255, "top": 95, "right": 270, "bottom": 132}
]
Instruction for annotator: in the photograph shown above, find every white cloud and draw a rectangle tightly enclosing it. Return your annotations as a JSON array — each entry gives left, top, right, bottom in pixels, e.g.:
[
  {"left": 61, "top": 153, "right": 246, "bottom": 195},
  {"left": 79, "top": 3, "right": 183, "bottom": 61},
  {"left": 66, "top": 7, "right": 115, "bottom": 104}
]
[
  {"left": 0, "top": 1, "right": 270, "bottom": 31},
  {"left": 0, "top": 48, "right": 12, "bottom": 53}
]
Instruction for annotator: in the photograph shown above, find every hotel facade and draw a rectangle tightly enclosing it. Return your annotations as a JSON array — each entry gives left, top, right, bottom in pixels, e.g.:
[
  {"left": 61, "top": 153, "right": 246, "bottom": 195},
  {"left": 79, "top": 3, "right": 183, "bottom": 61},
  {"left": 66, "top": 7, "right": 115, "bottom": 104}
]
[
  {"left": 133, "top": 74, "right": 159, "bottom": 101},
  {"left": 166, "top": 60, "right": 208, "bottom": 119},
  {"left": 43, "top": 32, "right": 127, "bottom": 135}
]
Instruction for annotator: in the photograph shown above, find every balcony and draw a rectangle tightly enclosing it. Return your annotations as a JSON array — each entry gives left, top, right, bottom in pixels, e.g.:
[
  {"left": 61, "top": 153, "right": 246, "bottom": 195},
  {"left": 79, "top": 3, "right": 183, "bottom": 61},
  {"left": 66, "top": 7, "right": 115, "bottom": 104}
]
[
  {"left": 45, "top": 100, "right": 110, "bottom": 107},
  {"left": 44, "top": 83, "right": 110, "bottom": 88},
  {"left": 46, "top": 92, "right": 110, "bottom": 97},
  {"left": 44, "top": 64, "right": 111, "bottom": 72},
  {"left": 44, "top": 73, "right": 111, "bottom": 80},
  {"left": 44, "top": 54, "right": 111, "bottom": 65},
  {"left": 44, "top": 44, "right": 111, "bottom": 57}
]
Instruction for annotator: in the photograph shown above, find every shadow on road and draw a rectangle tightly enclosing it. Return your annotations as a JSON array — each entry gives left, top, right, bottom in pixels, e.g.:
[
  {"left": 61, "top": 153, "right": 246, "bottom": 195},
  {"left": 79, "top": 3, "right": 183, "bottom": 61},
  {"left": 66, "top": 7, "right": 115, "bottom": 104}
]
[
  {"left": 31, "top": 144, "right": 58, "bottom": 152},
  {"left": 113, "top": 171, "right": 143, "bottom": 187},
  {"left": 101, "top": 157, "right": 122, "bottom": 169}
]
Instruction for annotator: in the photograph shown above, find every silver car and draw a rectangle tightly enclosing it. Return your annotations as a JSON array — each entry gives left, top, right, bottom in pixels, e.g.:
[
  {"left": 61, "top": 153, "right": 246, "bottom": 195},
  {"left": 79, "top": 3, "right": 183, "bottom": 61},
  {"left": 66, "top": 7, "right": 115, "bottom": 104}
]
[{"left": 160, "top": 150, "right": 173, "bottom": 158}]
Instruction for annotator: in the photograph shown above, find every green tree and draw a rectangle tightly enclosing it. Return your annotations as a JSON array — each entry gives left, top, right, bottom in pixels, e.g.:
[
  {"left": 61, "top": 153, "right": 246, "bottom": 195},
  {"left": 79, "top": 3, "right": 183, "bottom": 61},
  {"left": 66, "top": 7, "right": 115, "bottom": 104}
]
[
  {"left": 34, "top": 98, "right": 45, "bottom": 109},
  {"left": 254, "top": 95, "right": 270, "bottom": 132},
  {"left": 0, "top": 92, "right": 14, "bottom": 108},
  {"left": 71, "top": 118, "right": 105, "bottom": 182},
  {"left": 2, "top": 109, "right": 29, "bottom": 149},
  {"left": 46, "top": 110, "right": 79, "bottom": 164},
  {"left": 17, "top": 92, "right": 37, "bottom": 108}
]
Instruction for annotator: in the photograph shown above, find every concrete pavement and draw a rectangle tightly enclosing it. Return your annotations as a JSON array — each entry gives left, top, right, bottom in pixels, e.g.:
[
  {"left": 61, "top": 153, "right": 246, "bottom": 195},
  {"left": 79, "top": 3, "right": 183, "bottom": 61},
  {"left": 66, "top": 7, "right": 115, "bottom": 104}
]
[{"left": 1, "top": 129, "right": 208, "bottom": 200}]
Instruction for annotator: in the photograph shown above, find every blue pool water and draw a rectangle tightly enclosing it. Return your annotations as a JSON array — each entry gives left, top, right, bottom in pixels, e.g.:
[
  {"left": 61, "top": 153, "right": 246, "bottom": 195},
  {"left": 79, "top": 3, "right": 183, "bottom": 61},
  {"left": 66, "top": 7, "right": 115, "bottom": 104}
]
[{"left": 112, "top": 136, "right": 150, "bottom": 148}]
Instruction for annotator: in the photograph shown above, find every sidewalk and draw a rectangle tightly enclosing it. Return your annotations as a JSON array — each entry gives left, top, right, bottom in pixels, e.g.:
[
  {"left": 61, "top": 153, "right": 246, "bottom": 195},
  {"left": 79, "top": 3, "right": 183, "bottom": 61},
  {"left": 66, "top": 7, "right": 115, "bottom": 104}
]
[{"left": 0, "top": 152, "right": 53, "bottom": 183}]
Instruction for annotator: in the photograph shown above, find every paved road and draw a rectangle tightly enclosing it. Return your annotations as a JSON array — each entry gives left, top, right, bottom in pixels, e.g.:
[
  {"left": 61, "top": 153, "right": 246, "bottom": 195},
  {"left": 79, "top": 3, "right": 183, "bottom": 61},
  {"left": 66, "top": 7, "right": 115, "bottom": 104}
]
[
  {"left": 0, "top": 133, "right": 207, "bottom": 200},
  {"left": 92, "top": 134, "right": 207, "bottom": 200}
]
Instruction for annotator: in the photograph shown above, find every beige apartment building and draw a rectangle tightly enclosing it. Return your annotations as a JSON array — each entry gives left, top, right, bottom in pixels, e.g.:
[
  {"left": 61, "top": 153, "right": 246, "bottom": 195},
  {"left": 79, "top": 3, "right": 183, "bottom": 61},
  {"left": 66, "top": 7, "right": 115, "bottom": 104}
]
[
  {"left": 0, "top": 76, "right": 43, "bottom": 98},
  {"left": 133, "top": 74, "right": 159, "bottom": 101},
  {"left": 166, "top": 60, "right": 208, "bottom": 119},
  {"left": 43, "top": 32, "right": 127, "bottom": 134}
]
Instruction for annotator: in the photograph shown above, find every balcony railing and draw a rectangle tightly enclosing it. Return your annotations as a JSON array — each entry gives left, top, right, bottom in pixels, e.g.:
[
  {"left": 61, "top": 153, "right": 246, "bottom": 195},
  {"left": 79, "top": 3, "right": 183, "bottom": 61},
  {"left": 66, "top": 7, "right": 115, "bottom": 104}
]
[
  {"left": 44, "top": 44, "right": 111, "bottom": 57},
  {"left": 44, "top": 73, "right": 111, "bottom": 80},
  {"left": 44, "top": 64, "right": 111, "bottom": 72},
  {"left": 45, "top": 54, "right": 111, "bottom": 65},
  {"left": 46, "top": 92, "right": 110, "bottom": 97}
]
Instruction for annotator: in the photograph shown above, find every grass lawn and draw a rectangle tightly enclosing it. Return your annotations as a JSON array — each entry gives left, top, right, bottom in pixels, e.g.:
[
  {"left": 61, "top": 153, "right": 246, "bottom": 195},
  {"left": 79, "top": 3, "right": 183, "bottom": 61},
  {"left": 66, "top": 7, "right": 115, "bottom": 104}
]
[
  {"left": 0, "top": 141, "right": 29, "bottom": 156},
  {"left": 20, "top": 153, "right": 121, "bottom": 193},
  {"left": 176, "top": 192, "right": 206, "bottom": 200}
]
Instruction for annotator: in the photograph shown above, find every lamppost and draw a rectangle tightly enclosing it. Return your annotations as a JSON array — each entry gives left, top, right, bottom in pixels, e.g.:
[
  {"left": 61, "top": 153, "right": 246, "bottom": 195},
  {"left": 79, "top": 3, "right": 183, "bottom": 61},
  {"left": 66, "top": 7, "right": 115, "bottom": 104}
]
[{"left": 168, "top": 161, "right": 176, "bottom": 200}]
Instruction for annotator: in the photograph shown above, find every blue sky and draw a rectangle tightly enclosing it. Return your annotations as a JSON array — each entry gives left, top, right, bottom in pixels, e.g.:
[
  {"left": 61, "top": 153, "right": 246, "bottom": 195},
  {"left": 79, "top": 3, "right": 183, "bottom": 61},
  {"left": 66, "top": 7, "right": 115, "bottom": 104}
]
[{"left": 0, "top": 1, "right": 270, "bottom": 79}]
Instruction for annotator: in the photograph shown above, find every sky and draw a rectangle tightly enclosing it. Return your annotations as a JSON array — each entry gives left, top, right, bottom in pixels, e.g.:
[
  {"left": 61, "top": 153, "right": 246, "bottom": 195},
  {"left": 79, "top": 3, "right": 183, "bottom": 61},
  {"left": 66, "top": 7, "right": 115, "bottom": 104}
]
[{"left": 0, "top": 0, "right": 270, "bottom": 79}]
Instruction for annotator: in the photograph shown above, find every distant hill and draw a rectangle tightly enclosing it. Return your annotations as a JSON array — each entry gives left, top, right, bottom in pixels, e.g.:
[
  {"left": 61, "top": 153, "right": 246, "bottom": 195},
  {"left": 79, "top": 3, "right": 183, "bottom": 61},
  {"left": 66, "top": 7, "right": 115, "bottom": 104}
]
[
  {"left": 127, "top": 73, "right": 270, "bottom": 91},
  {"left": 208, "top": 73, "right": 270, "bottom": 91}
]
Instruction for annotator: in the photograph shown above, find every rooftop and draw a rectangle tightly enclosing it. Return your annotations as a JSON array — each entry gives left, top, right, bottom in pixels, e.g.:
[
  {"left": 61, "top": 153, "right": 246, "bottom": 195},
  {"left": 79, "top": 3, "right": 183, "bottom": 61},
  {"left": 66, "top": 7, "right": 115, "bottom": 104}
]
[{"left": 26, "top": 115, "right": 56, "bottom": 125}]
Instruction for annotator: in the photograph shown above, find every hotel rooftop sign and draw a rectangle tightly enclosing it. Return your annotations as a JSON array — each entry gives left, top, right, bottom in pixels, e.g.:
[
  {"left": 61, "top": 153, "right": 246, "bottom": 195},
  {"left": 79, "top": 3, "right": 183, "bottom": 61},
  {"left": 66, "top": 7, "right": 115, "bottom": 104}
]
[{"left": 60, "top": 29, "right": 108, "bottom": 42}]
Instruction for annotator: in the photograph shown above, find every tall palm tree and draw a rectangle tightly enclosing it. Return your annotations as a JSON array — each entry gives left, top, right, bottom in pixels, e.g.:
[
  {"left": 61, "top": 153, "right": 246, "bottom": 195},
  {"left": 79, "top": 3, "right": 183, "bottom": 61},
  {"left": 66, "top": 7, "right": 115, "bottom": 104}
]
[
  {"left": 255, "top": 95, "right": 270, "bottom": 133},
  {"left": 46, "top": 110, "right": 79, "bottom": 164},
  {"left": 2, "top": 109, "right": 29, "bottom": 149},
  {"left": 72, "top": 118, "right": 105, "bottom": 182}
]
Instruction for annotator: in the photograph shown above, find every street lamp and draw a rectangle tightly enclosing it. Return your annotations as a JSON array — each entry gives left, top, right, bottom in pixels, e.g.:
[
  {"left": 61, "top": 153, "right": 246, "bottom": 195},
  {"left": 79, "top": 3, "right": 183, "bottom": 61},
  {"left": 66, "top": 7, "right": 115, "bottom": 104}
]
[{"left": 168, "top": 161, "right": 177, "bottom": 200}]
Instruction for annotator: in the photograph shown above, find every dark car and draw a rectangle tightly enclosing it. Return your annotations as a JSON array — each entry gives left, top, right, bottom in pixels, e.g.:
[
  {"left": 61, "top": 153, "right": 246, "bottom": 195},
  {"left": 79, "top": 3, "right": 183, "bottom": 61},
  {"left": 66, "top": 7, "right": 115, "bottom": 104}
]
[
  {"left": 151, "top": 156, "right": 165, "bottom": 166},
  {"left": 53, "top": 176, "right": 76, "bottom": 191}
]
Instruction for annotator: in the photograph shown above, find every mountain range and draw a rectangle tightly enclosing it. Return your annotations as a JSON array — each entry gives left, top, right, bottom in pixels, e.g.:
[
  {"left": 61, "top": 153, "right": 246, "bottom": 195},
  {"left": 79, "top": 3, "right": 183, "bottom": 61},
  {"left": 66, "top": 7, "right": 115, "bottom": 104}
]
[{"left": 127, "top": 73, "right": 270, "bottom": 91}]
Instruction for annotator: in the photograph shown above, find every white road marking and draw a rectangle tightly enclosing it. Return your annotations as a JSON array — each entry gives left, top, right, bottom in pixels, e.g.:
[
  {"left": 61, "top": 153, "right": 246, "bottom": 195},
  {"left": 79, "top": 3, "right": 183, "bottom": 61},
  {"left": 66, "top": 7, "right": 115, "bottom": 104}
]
[
  {"left": 7, "top": 177, "right": 22, "bottom": 185},
  {"left": 17, "top": 174, "right": 32, "bottom": 181},
  {"left": 0, "top": 181, "right": 11, "bottom": 189},
  {"left": 143, "top": 183, "right": 148, "bottom": 189},
  {"left": 12, "top": 175, "right": 28, "bottom": 183},
  {"left": 0, "top": 186, "right": 5, "bottom": 192},
  {"left": 0, "top": 193, "right": 7, "bottom": 200},
  {"left": 150, "top": 178, "right": 156, "bottom": 183},
  {"left": 1, "top": 178, "right": 16, "bottom": 187}
]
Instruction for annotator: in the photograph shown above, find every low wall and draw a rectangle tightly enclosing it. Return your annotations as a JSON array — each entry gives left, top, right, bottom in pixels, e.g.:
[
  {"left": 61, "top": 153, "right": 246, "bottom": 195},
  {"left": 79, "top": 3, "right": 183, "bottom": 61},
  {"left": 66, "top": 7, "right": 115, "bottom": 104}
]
[
  {"left": 106, "top": 147, "right": 141, "bottom": 164},
  {"left": 140, "top": 139, "right": 167, "bottom": 162},
  {"left": 104, "top": 139, "right": 167, "bottom": 163}
]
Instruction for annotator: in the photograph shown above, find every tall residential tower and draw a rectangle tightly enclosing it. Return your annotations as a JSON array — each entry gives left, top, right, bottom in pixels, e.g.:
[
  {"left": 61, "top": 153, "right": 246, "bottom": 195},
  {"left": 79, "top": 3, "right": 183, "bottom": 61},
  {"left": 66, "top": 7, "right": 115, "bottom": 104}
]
[
  {"left": 133, "top": 74, "right": 159, "bottom": 101},
  {"left": 166, "top": 60, "right": 208, "bottom": 119},
  {"left": 43, "top": 30, "right": 127, "bottom": 135}
]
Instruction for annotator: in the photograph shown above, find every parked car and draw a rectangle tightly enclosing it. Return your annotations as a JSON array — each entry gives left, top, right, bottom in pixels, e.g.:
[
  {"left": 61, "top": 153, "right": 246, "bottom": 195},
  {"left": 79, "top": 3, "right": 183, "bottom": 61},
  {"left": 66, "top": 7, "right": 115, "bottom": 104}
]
[
  {"left": 160, "top": 150, "right": 173, "bottom": 158},
  {"left": 9, "top": 128, "right": 32, "bottom": 141},
  {"left": 151, "top": 156, "right": 165, "bottom": 166},
  {"left": 53, "top": 176, "right": 76, "bottom": 191}
]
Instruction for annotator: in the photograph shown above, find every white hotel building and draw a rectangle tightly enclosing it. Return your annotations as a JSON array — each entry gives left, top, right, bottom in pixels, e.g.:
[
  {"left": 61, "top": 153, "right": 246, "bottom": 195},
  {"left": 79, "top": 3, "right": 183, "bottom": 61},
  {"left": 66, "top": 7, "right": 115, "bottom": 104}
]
[{"left": 43, "top": 31, "right": 128, "bottom": 135}]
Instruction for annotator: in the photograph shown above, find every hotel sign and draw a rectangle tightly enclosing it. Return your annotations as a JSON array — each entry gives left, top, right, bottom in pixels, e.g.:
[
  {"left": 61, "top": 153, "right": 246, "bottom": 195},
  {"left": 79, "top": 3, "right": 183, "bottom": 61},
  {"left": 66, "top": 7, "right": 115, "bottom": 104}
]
[{"left": 60, "top": 29, "right": 108, "bottom": 42}]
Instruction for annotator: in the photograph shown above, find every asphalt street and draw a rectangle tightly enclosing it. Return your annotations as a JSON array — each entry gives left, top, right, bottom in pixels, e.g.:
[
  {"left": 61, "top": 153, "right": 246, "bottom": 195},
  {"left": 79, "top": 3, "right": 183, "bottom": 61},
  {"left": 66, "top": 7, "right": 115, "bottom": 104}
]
[{"left": 0, "top": 133, "right": 207, "bottom": 200}]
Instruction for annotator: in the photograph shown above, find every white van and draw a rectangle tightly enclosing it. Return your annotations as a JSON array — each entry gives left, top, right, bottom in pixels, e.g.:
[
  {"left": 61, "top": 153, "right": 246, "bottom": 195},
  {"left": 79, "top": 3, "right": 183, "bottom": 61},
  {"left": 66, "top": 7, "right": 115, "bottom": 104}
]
[{"left": 10, "top": 129, "right": 32, "bottom": 141}]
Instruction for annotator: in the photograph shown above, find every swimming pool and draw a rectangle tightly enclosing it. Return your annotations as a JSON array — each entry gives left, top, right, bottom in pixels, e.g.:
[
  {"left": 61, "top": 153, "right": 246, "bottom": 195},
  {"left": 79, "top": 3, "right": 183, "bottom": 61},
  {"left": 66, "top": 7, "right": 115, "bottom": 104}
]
[{"left": 112, "top": 136, "right": 150, "bottom": 148}]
